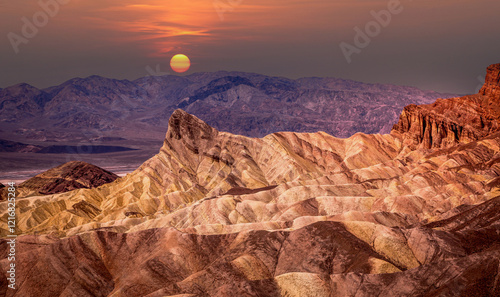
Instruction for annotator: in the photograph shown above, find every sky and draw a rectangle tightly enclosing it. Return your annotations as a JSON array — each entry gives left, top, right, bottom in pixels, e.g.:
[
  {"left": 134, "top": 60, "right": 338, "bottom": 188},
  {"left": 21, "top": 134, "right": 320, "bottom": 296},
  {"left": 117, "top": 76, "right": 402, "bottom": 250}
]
[{"left": 1, "top": 0, "right": 499, "bottom": 94}]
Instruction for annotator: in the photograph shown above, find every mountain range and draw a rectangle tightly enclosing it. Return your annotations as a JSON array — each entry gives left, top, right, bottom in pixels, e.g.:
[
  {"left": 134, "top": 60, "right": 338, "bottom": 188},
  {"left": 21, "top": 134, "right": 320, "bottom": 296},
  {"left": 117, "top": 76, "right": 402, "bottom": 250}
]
[
  {"left": 0, "top": 64, "right": 499, "bottom": 296},
  {"left": 0, "top": 71, "right": 456, "bottom": 145}
]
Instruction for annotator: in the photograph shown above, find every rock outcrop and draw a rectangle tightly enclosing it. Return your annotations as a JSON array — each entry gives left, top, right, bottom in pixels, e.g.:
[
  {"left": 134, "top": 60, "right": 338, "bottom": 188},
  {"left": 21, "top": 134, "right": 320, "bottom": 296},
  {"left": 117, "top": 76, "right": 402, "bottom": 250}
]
[
  {"left": 0, "top": 161, "right": 118, "bottom": 200},
  {"left": 480, "top": 63, "right": 500, "bottom": 98},
  {"left": 392, "top": 63, "right": 500, "bottom": 149}
]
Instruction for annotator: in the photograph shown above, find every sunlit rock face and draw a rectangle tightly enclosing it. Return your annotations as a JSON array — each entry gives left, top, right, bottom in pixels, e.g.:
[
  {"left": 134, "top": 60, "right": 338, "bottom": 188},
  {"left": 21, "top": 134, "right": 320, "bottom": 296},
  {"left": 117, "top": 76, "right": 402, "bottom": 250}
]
[
  {"left": 392, "top": 63, "right": 500, "bottom": 149},
  {"left": 1, "top": 65, "right": 500, "bottom": 296},
  {"left": 480, "top": 63, "right": 500, "bottom": 98}
]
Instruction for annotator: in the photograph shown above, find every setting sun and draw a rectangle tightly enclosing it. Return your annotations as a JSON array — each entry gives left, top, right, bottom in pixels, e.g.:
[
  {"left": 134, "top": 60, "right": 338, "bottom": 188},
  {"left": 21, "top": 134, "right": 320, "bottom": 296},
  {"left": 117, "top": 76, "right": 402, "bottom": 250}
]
[{"left": 170, "top": 54, "right": 191, "bottom": 73}]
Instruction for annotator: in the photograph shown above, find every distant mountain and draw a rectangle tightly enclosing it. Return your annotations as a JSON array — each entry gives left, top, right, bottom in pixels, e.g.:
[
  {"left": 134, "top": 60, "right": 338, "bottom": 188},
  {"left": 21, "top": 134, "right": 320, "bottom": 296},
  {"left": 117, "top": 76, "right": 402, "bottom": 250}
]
[{"left": 0, "top": 72, "right": 457, "bottom": 144}]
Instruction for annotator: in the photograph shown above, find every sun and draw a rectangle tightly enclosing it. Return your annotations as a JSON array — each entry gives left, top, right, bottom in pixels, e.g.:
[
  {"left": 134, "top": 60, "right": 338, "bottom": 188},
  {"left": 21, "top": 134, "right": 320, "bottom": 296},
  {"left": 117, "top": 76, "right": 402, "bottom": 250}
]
[{"left": 170, "top": 54, "right": 191, "bottom": 73}]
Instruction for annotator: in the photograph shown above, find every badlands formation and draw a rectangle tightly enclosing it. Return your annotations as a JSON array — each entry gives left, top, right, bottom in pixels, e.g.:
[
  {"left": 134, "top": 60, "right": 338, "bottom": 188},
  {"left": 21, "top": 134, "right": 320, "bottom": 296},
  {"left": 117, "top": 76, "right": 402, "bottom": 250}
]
[{"left": 1, "top": 64, "right": 500, "bottom": 296}]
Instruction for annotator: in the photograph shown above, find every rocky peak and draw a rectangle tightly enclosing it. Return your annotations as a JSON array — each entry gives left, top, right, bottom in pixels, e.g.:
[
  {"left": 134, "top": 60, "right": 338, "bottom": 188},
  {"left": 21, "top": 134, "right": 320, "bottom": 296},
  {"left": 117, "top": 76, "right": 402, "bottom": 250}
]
[
  {"left": 0, "top": 83, "right": 51, "bottom": 109},
  {"left": 479, "top": 63, "right": 500, "bottom": 98},
  {"left": 164, "top": 109, "right": 218, "bottom": 154},
  {"left": 167, "top": 109, "right": 217, "bottom": 140}
]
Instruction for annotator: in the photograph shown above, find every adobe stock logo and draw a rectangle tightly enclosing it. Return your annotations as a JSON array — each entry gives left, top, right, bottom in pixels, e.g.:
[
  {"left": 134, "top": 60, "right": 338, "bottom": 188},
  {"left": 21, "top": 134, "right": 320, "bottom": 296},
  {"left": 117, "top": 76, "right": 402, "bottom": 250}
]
[
  {"left": 213, "top": 0, "right": 243, "bottom": 21},
  {"left": 340, "top": 0, "right": 412, "bottom": 64},
  {"left": 7, "top": 0, "right": 70, "bottom": 54}
]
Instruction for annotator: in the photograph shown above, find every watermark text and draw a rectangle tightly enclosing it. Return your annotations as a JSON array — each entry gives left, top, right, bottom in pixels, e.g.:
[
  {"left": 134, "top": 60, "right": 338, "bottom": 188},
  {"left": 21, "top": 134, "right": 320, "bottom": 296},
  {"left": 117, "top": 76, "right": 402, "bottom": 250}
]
[
  {"left": 340, "top": 0, "right": 412, "bottom": 63},
  {"left": 6, "top": 182, "right": 17, "bottom": 290},
  {"left": 8, "top": 0, "right": 70, "bottom": 54}
]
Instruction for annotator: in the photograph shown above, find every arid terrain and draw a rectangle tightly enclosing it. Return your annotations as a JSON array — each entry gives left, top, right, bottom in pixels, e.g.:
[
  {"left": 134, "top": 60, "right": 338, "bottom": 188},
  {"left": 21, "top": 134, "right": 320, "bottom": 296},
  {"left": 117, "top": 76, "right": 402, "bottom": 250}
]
[{"left": 0, "top": 64, "right": 499, "bottom": 296}]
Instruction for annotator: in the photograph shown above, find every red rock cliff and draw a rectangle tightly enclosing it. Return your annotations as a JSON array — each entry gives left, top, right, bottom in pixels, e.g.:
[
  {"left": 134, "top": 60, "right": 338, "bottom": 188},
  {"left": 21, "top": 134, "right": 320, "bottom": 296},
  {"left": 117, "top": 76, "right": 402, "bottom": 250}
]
[
  {"left": 392, "top": 63, "right": 500, "bottom": 149},
  {"left": 480, "top": 63, "right": 500, "bottom": 98}
]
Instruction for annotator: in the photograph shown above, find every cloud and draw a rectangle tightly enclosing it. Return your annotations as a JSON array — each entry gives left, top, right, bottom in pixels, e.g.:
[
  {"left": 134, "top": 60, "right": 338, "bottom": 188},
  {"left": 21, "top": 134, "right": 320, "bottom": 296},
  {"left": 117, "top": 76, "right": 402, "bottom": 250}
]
[{"left": 69, "top": 0, "right": 341, "bottom": 56}]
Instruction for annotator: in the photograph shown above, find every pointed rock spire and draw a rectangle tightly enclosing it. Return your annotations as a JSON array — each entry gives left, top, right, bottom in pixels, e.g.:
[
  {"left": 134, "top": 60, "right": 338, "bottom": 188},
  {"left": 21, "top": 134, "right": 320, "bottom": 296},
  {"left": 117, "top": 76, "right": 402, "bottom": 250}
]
[
  {"left": 479, "top": 63, "right": 500, "bottom": 98},
  {"left": 166, "top": 109, "right": 217, "bottom": 141},
  {"left": 164, "top": 109, "right": 218, "bottom": 155}
]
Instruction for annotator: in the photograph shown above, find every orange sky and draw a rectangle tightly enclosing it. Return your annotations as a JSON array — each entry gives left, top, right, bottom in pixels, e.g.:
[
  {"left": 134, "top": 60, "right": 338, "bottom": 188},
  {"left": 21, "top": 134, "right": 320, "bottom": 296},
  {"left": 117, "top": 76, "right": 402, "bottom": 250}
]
[
  {"left": 66, "top": 0, "right": 344, "bottom": 56},
  {"left": 1, "top": 0, "right": 500, "bottom": 93}
]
